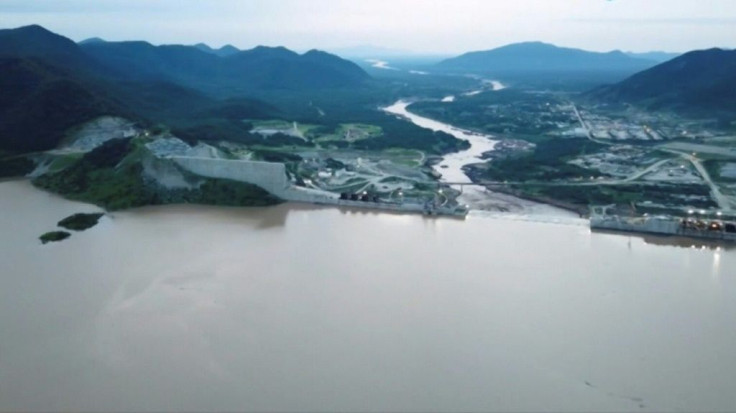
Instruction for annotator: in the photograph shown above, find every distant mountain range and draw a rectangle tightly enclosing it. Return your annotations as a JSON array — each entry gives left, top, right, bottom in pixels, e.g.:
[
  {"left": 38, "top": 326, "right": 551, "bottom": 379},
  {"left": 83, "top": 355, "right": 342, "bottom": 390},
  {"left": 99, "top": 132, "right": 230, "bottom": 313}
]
[
  {"left": 1, "top": 24, "right": 730, "bottom": 153},
  {"left": 77, "top": 37, "right": 369, "bottom": 96},
  {"left": 80, "top": 38, "right": 243, "bottom": 58},
  {"left": 0, "top": 25, "right": 370, "bottom": 152},
  {"left": 193, "top": 43, "right": 241, "bottom": 57},
  {"left": 590, "top": 48, "right": 736, "bottom": 115},
  {"left": 625, "top": 51, "right": 680, "bottom": 63},
  {"left": 79, "top": 37, "right": 106, "bottom": 45},
  {"left": 437, "top": 42, "right": 658, "bottom": 74}
]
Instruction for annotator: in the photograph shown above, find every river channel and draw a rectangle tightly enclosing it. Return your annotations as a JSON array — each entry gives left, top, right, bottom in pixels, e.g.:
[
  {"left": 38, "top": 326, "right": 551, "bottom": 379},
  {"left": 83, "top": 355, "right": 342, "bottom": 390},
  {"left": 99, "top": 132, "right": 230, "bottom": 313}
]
[{"left": 383, "top": 97, "right": 574, "bottom": 217}]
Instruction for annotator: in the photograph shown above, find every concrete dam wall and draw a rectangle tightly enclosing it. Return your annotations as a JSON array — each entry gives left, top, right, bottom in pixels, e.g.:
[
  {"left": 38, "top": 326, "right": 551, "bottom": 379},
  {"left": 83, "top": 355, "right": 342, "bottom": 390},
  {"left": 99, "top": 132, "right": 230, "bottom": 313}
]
[
  {"left": 167, "top": 156, "right": 465, "bottom": 216},
  {"left": 171, "top": 156, "right": 337, "bottom": 203},
  {"left": 591, "top": 216, "right": 680, "bottom": 235},
  {"left": 172, "top": 157, "right": 288, "bottom": 193}
]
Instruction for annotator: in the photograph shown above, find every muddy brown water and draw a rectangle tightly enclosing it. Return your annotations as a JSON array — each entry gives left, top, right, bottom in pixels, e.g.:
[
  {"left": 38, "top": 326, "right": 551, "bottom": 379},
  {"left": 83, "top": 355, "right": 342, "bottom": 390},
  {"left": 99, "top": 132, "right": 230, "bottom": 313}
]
[{"left": 1, "top": 180, "right": 735, "bottom": 412}]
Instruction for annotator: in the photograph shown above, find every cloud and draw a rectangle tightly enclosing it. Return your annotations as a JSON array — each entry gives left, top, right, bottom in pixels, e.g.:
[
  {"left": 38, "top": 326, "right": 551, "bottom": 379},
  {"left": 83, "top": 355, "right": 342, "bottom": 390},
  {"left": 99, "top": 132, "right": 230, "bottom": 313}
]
[
  {"left": 569, "top": 17, "right": 736, "bottom": 25},
  {"left": 1, "top": 0, "right": 734, "bottom": 53}
]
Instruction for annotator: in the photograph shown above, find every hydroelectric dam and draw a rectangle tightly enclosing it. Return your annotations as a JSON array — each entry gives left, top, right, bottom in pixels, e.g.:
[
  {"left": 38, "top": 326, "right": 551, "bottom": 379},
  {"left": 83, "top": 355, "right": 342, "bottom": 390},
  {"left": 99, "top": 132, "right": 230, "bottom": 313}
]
[{"left": 170, "top": 156, "right": 467, "bottom": 217}]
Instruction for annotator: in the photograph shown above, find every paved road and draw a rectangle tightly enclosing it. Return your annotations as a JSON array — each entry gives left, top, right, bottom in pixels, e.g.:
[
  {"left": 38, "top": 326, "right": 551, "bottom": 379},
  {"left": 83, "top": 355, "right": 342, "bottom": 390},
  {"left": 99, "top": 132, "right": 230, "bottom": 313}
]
[
  {"left": 571, "top": 104, "right": 612, "bottom": 146},
  {"left": 659, "top": 149, "right": 734, "bottom": 212},
  {"left": 620, "top": 158, "right": 673, "bottom": 183},
  {"left": 685, "top": 154, "right": 733, "bottom": 212}
]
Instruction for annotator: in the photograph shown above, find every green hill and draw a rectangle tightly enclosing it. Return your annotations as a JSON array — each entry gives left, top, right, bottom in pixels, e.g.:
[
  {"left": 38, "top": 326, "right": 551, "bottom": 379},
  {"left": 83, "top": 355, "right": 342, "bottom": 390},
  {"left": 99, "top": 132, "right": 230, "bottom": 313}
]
[
  {"left": 80, "top": 41, "right": 370, "bottom": 97},
  {"left": 590, "top": 48, "right": 736, "bottom": 115},
  {"left": 436, "top": 42, "right": 658, "bottom": 89},
  {"left": 0, "top": 57, "right": 120, "bottom": 152}
]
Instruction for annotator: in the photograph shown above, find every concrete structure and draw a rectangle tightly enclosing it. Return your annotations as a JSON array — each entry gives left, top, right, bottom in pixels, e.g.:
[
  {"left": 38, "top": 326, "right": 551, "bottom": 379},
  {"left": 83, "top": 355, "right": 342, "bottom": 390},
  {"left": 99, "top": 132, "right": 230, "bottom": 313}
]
[
  {"left": 590, "top": 208, "right": 736, "bottom": 242},
  {"left": 326, "top": 199, "right": 468, "bottom": 217},
  {"left": 172, "top": 157, "right": 290, "bottom": 193},
  {"left": 170, "top": 156, "right": 466, "bottom": 217},
  {"left": 141, "top": 138, "right": 463, "bottom": 216},
  {"left": 171, "top": 156, "right": 337, "bottom": 203}
]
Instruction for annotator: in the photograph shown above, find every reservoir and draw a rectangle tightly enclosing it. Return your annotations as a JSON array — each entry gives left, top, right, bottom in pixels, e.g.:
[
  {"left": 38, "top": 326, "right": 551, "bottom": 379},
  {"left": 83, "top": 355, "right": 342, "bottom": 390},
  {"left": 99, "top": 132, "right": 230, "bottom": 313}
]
[{"left": 1, "top": 180, "right": 735, "bottom": 412}]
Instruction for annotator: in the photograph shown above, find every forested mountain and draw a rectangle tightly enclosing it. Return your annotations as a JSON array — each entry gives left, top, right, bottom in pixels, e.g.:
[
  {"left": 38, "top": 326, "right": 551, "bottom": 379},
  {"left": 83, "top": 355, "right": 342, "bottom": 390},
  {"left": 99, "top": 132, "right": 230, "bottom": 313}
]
[
  {"left": 437, "top": 42, "right": 656, "bottom": 73},
  {"left": 0, "top": 25, "right": 369, "bottom": 151},
  {"left": 80, "top": 40, "right": 370, "bottom": 96},
  {"left": 591, "top": 48, "right": 736, "bottom": 114},
  {"left": 194, "top": 43, "right": 240, "bottom": 57}
]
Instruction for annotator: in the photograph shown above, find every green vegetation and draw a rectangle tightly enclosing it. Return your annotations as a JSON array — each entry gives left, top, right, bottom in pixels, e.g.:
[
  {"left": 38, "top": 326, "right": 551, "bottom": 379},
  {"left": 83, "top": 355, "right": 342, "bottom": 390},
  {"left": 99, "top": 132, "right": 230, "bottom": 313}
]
[
  {"left": 33, "top": 138, "right": 281, "bottom": 210},
  {"left": 704, "top": 160, "right": 736, "bottom": 183},
  {"left": 467, "top": 135, "right": 721, "bottom": 210},
  {"left": 179, "top": 179, "right": 281, "bottom": 207},
  {"left": 521, "top": 183, "right": 717, "bottom": 209},
  {"left": 0, "top": 156, "right": 35, "bottom": 178},
  {"left": 35, "top": 162, "right": 155, "bottom": 210},
  {"left": 176, "top": 109, "right": 466, "bottom": 156},
  {"left": 248, "top": 119, "right": 295, "bottom": 129},
  {"left": 253, "top": 150, "right": 303, "bottom": 163},
  {"left": 47, "top": 153, "right": 84, "bottom": 173},
  {"left": 592, "top": 48, "right": 736, "bottom": 117},
  {"left": 478, "top": 138, "right": 608, "bottom": 182},
  {"left": 58, "top": 213, "right": 104, "bottom": 231},
  {"left": 313, "top": 123, "right": 383, "bottom": 143},
  {"left": 409, "top": 90, "right": 575, "bottom": 141},
  {"left": 381, "top": 148, "right": 425, "bottom": 167},
  {"left": 33, "top": 139, "right": 154, "bottom": 210},
  {"left": 0, "top": 59, "right": 122, "bottom": 152},
  {"left": 324, "top": 158, "right": 346, "bottom": 170},
  {"left": 352, "top": 127, "right": 467, "bottom": 154},
  {"left": 2, "top": 26, "right": 485, "bottom": 166},
  {"left": 40, "top": 231, "right": 71, "bottom": 244}
]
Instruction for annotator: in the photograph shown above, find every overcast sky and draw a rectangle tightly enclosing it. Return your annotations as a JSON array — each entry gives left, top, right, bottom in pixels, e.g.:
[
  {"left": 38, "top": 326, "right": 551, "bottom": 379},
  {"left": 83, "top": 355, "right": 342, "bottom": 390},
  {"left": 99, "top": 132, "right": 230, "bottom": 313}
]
[{"left": 3, "top": 0, "right": 735, "bottom": 54}]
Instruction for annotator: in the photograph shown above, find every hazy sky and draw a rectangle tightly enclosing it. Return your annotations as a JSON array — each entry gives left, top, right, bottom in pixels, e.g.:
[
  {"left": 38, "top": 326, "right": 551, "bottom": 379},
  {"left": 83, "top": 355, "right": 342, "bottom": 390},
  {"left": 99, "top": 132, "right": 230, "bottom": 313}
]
[{"left": 3, "top": 0, "right": 735, "bottom": 54}]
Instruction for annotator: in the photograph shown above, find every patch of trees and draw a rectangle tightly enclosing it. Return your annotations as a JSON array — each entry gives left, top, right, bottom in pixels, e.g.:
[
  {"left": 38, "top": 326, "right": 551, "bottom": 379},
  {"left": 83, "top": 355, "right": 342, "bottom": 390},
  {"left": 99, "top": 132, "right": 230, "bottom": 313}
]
[{"left": 0, "top": 156, "right": 35, "bottom": 178}]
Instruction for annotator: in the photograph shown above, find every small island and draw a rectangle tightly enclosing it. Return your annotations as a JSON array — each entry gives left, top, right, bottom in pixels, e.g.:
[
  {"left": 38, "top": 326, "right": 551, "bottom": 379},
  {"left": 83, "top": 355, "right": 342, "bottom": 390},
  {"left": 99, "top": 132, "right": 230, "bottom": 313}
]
[
  {"left": 40, "top": 231, "right": 71, "bottom": 244},
  {"left": 58, "top": 213, "right": 105, "bottom": 231}
]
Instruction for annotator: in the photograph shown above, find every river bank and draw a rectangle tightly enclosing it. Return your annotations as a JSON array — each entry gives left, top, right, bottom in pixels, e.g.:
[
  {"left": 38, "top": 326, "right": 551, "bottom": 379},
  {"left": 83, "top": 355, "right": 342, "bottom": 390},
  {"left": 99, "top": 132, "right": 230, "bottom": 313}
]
[{"left": 383, "top": 98, "right": 576, "bottom": 218}]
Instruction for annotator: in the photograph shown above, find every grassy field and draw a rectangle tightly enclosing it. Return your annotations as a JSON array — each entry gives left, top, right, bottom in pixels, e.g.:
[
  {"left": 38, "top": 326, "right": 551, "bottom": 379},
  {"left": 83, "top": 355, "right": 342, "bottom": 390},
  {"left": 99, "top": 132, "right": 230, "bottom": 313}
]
[
  {"left": 311, "top": 123, "right": 384, "bottom": 144},
  {"left": 47, "top": 153, "right": 84, "bottom": 173},
  {"left": 380, "top": 148, "right": 424, "bottom": 167}
]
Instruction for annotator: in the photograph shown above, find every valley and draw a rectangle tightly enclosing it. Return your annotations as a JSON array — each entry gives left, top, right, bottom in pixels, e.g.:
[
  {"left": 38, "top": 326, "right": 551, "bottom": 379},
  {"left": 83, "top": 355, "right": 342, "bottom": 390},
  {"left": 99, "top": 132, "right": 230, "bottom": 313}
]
[
  {"left": 2, "top": 24, "right": 736, "bottom": 225},
  {"left": 3, "top": 4, "right": 736, "bottom": 412},
  {"left": 405, "top": 79, "right": 736, "bottom": 217}
]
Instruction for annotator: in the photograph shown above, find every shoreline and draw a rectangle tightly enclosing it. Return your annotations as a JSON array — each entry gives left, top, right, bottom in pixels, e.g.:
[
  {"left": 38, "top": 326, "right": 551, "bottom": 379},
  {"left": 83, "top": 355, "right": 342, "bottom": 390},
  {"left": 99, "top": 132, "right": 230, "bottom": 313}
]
[
  {"left": 0, "top": 179, "right": 574, "bottom": 226},
  {"left": 5, "top": 179, "right": 735, "bottom": 250},
  {"left": 0, "top": 177, "right": 27, "bottom": 184}
]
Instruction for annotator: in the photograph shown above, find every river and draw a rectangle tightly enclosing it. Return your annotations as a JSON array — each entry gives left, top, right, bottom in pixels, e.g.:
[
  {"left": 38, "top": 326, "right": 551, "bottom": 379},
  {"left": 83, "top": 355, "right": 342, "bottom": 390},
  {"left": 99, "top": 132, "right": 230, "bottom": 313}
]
[
  {"left": 1, "top": 179, "right": 735, "bottom": 412},
  {"left": 383, "top": 98, "right": 573, "bottom": 217},
  {"left": 383, "top": 100, "right": 497, "bottom": 184}
]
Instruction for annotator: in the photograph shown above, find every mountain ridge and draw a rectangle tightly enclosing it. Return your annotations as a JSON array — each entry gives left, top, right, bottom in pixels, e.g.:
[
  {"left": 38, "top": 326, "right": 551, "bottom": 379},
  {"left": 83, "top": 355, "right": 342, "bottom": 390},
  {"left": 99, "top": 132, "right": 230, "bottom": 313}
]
[
  {"left": 80, "top": 39, "right": 370, "bottom": 96},
  {"left": 590, "top": 48, "right": 736, "bottom": 115},
  {"left": 1, "top": 24, "right": 362, "bottom": 151},
  {"left": 194, "top": 43, "right": 240, "bottom": 57},
  {"left": 436, "top": 41, "right": 657, "bottom": 73}
]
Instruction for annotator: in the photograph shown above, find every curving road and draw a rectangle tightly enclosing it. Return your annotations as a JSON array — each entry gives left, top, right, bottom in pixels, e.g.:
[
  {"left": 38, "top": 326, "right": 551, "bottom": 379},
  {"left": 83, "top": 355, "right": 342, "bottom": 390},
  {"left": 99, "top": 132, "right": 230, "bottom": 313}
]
[{"left": 683, "top": 154, "right": 733, "bottom": 212}]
